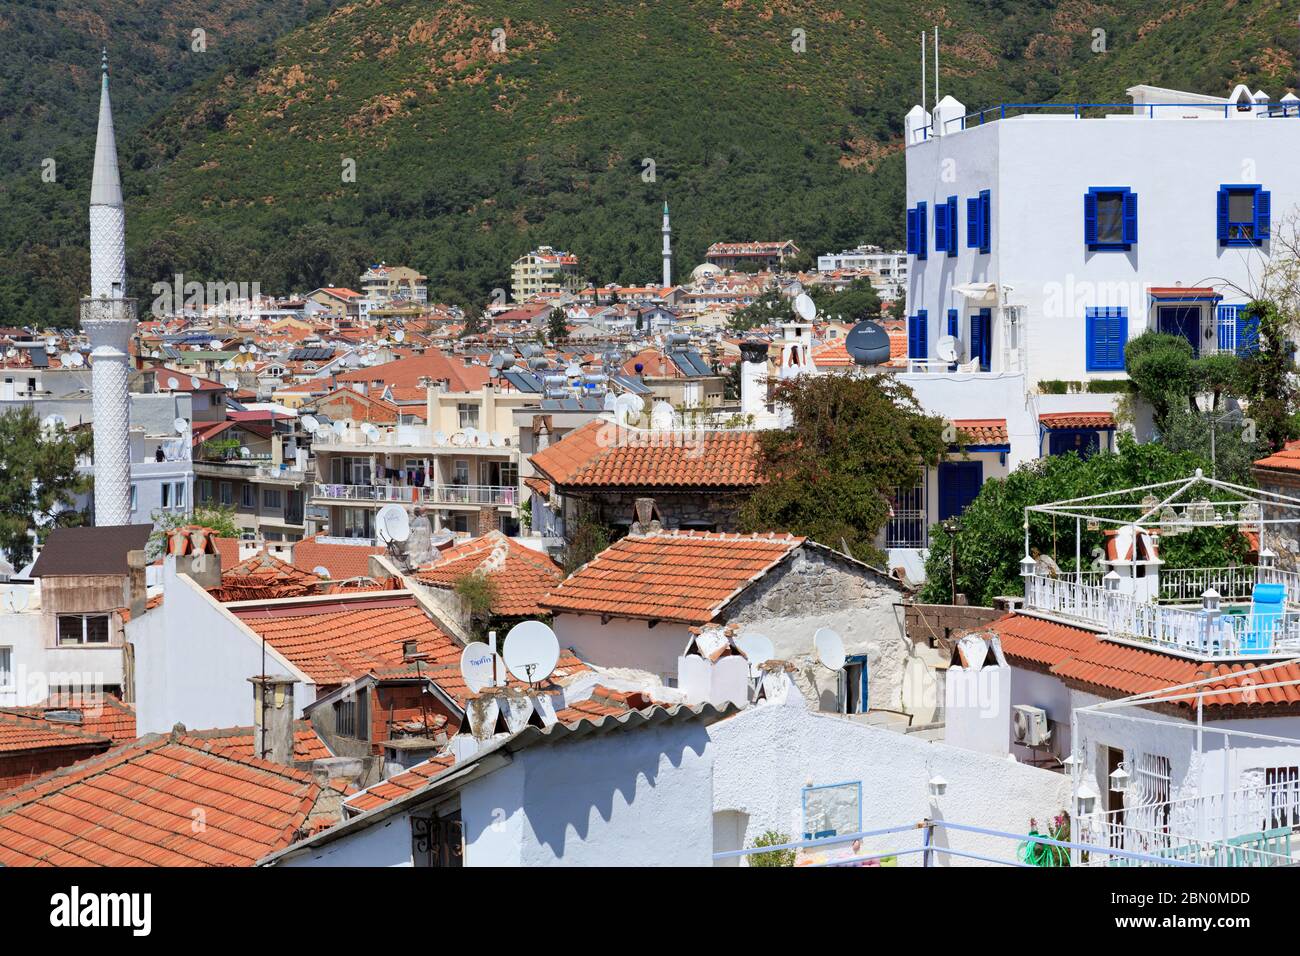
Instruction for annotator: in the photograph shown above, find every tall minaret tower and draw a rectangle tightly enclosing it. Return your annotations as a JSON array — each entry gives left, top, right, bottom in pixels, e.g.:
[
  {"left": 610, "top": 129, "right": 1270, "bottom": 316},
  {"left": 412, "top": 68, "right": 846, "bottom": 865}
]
[
  {"left": 82, "top": 50, "right": 137, "bottom": 527},
  {"left": 661, "top": 200, "right": 672, "bottom": 288}
]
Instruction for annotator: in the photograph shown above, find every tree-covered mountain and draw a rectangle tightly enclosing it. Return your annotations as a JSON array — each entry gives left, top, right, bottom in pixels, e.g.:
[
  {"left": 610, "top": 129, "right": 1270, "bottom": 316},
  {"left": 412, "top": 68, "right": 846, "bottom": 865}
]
[{"left": 3, "top": 0, "right": 1297, "bottom": 326}]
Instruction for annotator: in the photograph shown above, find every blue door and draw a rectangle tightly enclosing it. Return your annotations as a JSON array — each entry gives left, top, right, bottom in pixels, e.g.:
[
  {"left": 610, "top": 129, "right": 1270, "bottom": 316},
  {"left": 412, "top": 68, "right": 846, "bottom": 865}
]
[
  {"left": 1158, "top": 306, "right": 1202, "bottom": 356},
  {"left": 938, "top": 461, "right": 983, "bottom": 521}
]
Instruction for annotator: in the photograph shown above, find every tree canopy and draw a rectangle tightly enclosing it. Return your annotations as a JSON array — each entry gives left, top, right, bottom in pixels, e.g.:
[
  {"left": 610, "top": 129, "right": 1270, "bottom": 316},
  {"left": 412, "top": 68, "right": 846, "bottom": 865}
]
[
  {"left": 918, "top": 435, "right": 1248, "bottom": 606},
  {"left": 0, "top": 408, "right": 94, "bottom": 568},
  {"left": 739, "top": 373, "right": 947, "bottom": 563}
]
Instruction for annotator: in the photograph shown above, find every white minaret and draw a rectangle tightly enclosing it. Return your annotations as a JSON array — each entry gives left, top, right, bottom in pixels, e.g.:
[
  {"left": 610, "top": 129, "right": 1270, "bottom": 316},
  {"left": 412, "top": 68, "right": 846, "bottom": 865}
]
[
  {"left": 82, "top": 50, "right": 137, "bottom": 527},
  {"left": 661, "top": 200, "right": 672, "bottom": 288}
]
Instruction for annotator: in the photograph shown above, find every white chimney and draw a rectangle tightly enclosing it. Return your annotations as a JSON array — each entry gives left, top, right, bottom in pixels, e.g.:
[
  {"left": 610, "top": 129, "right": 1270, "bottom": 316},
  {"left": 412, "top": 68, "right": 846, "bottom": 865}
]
[{"left": 738, "top": 340, "right": 769, "bottom": 417}]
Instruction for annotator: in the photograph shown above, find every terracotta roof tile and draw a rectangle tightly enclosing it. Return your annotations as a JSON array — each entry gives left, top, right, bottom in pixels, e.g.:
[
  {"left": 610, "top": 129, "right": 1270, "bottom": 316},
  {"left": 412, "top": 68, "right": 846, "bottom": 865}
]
[
  {"left": 2, "top": 695, "right": 136, "bottom": 744},
  {"left": 413, "top": 531, "right": 563, "bottom": 617},
  {"left": 1254, "top": 440, "right": 1300, "bottom": 474},
  {"left": 953, "top": 418, "right": 1008, "bottom": 446},
  {"left": 291, "top": 535, "right": 386, "bottom": 581},
  {"left": 0, "top": 734, "right": 322, "bottom": 866},
  {"left": 530, "top": 419, "right": 764, "bottom": 489},
  {"left": 183, "top": 722, "right": 333, "bottom": 763},
  {"left": 233, "top": 594, "right": 458, "bottom": 686},
  {"left": 345, "top": 753, "right": 455, "bottom": 813},
  {"left": 0, "top": 712, "right": 110, "bottom": 754},
  {"left": 542, "top": 531, "right": 804, "bottom": 624},
  {"left": 1039, "top": 412, "right": 1116, "bottom": 430}
]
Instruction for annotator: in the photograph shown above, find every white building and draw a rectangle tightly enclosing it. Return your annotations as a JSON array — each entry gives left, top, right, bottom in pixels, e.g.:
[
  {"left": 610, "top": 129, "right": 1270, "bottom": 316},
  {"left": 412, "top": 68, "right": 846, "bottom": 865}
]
[{"left": 816, "top": 245, "right": 908, "bottom": 299}]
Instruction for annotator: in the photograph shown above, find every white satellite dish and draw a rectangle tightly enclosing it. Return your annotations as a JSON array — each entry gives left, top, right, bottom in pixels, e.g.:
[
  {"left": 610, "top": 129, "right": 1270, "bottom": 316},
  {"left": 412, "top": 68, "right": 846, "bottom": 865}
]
[
  {"left": 813, "top": 627, "right": 846, "bottom": 671},
  {"left": 190, "top": 376, "right": 202, "bottom": 390},
  {"left": 238, "top": 446, "right": 252, "bottom": 459},
  {"left": 460, "top": 642, "right": 506, "bottom": 694},
  {"left": 58, "top": 352, "right": 72, "bottom": 367},
  {"left": 502, "top": 621, "right": 560, "bottom": 685},
  {"left": 223, "top": 359, "right": 236, "bottom": 370},
  {"left": 393, "top": 329, "right": 405, "bottom": 343},
  {"left": 375, "top": 504, "right": 410, "bottom": 544},
  {"left": 565, "top": 363, "right": 583, "bottom": 378},
  {"left": 734, "top": 631, "right": 775, "bottom": 669},
  {"left": 173, "top": 417, "right": 189, "bottom": 435},
  {"left": 311, "top": 566, "right": 331, "bottom": 579},
  {"left": 332, "top": 420, "right": 348, "bottom": 436},
  {"left": 433, "top": 430, "right": 448, "bottom": 445},
  {"left": 41, "top": 413, "right": 66, "bottom": 432},
  {"left": 70, "top": 352, "right": 85, "bottom": 368},
  {"left": 209, "top": 339, "right": 223, "bottom": 349},
  {"left": 450, "top": 431, "right": 466, "bottom": 446},
  {"left": 794, "top": 292, "right": 816, "bottom": 323},
  {"left": 223, "top": 377, "right": 239, "bottom": 390},
  {"left": 3, "top": 587, "right": 30, "bottom": 613},
  {"left": 301, "top": 415, "right": 320, "bottom": 432},
  {"left": 315, "top": 426, "right": 332, "bottom": 441},
  {"left": 490, "top": 431, "right": 504, "bottom": 447},
  {"left": 936, "top": 335, "right": 959, "bottom": 364},
  {"left": 361, "top": 422, "right": 380, "bottom": 441},
  {"left": 166, "top": 376, "right": 180, "bottom": 390}
]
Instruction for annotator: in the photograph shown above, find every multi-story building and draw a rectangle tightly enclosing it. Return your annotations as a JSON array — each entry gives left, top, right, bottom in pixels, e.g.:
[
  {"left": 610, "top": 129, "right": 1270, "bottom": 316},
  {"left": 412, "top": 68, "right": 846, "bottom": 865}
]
[
  {"left": 359, "top": 263, "right": 428, "bottom": 305},
  {"left": 510, "top": 246, "right": 582, "bottom": 302},
  {"left": 816, "top": 245, "right": 908, "bottom": 299},
  {"left": 705, "top": 240, "right": 800, "bottom": 271}
]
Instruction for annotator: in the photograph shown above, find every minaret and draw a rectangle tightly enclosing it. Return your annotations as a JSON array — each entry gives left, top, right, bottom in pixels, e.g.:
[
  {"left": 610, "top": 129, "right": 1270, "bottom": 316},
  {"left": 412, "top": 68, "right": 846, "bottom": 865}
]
[
  {"left": 82, "top": 50, "right": 137, "bottom": 527},
  {"left": 661, "top": 200, "right": 672, "bottom": 288}
]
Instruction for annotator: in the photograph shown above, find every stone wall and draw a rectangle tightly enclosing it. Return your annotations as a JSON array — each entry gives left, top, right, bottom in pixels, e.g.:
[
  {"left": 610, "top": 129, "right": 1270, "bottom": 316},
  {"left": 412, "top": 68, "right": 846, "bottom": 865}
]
[
  {"left": 564, "top": 490, "right": 748, "bottom": 533},
  {"left": 904, "top": 603, "right": 1005, "bottom": 652}
]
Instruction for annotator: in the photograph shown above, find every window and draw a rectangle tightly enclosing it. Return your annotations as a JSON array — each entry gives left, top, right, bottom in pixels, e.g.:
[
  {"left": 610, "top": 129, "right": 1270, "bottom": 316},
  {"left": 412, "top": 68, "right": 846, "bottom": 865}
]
[
  {"left": 938, "top": 461, "right": 982, "bottom": 521},
  {"left": 906, "top": 202, "right": 928, "bottom": 259},
  {"left": 57, "top": 614, "right": 110, "bottom": 646},
  {"left": 457, "top": 403, "right": 480, "bottom": 429},
  {"left": 966, "top": 189, "right": 991, "bottom": 253},
  {"left": 1218, "top": 184, "right": 1270, "bottom": 247},
  {"left": 334, "top": 688, "right": 369, "bottom": 740},
  {"left": 129, "top": 484, "right": 138, "bottom": 513},
  {"left": 1085, "top": 187, "right": 1137, "bottom": 250},
  {"left": 263, "top": 488, "right": 283, "bottom": 510},
  {"left": 453, "top": 459, "right": 470, "bottom": 485},
  {"left": 907, "top": 310, "right": 928, "bottom": 360},
  {"left": 970, "top": 308, "right": 992, "bottom": 372},
  {"left": 0, "top": 647, "right": 11, "bottom": 689},
  {"left": 1086, "top": 307, "right": 1128, "bottom": 371},
  {"left": 1216, "top": 303, "right": 1260, "bottom": 356},
  {"left": 220, "top": 482, "right": 234, "bottom": 506},
  {"left": 161, "top": 483, "right": 171, "bottom": 509},
  {"left": 886, "top": 484, "right": 926, "bottom": 548},
  {"left": 173, "top": 482, "right": 186, "bottom": 509},
  {"left": 197, "top": 479, "right": 213, "bottom": 504},
  {"left": 240, "top": 484, "right": 255, "bottom": 509}
]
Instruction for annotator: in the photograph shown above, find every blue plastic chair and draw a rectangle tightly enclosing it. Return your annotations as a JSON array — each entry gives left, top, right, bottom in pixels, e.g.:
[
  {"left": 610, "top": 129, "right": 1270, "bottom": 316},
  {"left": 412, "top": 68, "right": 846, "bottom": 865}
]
[{"left": 1242, "top": 583, "right": 1286, "bottom": 654}]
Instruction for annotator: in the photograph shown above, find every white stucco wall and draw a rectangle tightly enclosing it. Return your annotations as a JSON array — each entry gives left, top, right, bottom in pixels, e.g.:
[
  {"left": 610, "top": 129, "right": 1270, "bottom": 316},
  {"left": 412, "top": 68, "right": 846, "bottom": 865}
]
[
  {"left": 276, "top": 810, "right": 417, "bottom": 867},
  {"left": 553, "top": 613, "right": 693, "bottom": 686}
]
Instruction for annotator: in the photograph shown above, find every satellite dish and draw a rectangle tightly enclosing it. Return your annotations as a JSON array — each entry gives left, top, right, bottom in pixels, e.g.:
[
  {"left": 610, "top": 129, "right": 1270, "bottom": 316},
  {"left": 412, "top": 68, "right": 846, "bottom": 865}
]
[
  {"left": 210, "top": 339, "right": 223, "bottom": 349},
  {"left": 166, "top": 376, "right": 180, "bottom": 390},
  {"left": 58, "top": 352, "right": 72, "bottom": 367},
  {"left": 223, "top": 359, "right": 236, "bottom": 371},
  {"left": 361, "top": 422, "right": 380, "bottom": 441},
  {"left": 238, "top": 446, "right": 252, "bottom": 459},
  {"left": 450, "top": 431, "right": 466, "bottom": 446},
  {"left": 71, "top": 352, "right": 85, "bottom": 368},
  {"left": 794, "top": 292, "right": 816, "bottom": 322},
  {"left": 936, "top": 335, "right": 959, "bottom": 364},
  {"left": 332, "top": 420, "right": 348, "bottom": 436},
  {"left": 173, "top": 417, "right": 189, "bottom": 435},
  {"left": 301, "top": 415, "right": 320, "bottom": 432},
  {"left": 312, "top": 566, "right": 331, "bottom": 578},
  {"left": 3, "top": 587, "right": 30, "bottom": 613},
  {"left": 813, "top": 627, "right": 846, "bottom": 671},
  {"left": 490, "top": 431, "right": 505, "bottom": 447},
  {"left": 844, "top": 320, "right": 890, "bottom": 367},
  {"left": 190, "top": 376, "right": 202, "bottom": 390},
  {"left": 734, "top": 631, "right": 775, "bottom": 669},
  {"left": 502, "top": 621, "right": 560, "bottom": 685},
  {"left": 41, "top": 413, "right": 66, "bottom": 432},
  {"left": 393, "top": 329, "right": 405, "bottom": 343},
  {"left": 223, "top": 377, "right": 239, "bottom": 390},
  {"left": 375, "top": 504, "right": 410, "bottom": 544},
  {"left": 315, "top": 427, "right": 332, "bottom": 441},
  {"left": 433, "top": 430, "right": 448, "bottom": 445},
  {"left": 460, "top": 642, "right": 507, "bottom": 694}
]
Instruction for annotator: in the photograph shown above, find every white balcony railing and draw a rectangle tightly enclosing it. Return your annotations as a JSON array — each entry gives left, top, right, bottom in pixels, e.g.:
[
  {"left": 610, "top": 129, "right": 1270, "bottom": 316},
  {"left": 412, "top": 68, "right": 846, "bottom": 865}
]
[
  {"left": 1024, "top": 573, "right": 1300, "bottom": 658},
  {"left": 313, "top": 424, "right": 515, "bottom": 450},
  {"left": 313, "top": 483, "right": 518, "bottom": 507}
]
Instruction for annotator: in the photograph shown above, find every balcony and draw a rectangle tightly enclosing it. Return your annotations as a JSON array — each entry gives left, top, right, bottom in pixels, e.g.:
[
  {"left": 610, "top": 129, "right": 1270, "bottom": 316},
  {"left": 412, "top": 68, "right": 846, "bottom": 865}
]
[
  {"left": 312, "top": 483, "right": 519, "bottom": 508},
  {"left": 312, "top": 423, "right": 516, "bottom": 452}
]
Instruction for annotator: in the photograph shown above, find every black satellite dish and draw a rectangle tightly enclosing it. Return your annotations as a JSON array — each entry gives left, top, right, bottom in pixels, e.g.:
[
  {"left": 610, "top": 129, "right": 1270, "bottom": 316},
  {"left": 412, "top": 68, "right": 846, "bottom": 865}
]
[{"left": 844, "top": 320, "right": 890, "bottom": 366}]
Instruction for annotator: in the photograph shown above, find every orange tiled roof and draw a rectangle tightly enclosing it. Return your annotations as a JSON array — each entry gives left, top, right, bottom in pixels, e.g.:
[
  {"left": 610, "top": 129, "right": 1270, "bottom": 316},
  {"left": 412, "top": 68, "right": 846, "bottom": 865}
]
[
  {"left": 212, "top": 550, "right": 323, "bottom": 602},
  {"left": 413, "top": 531, "right": 563, "bottom": 617},
  {"left": 345, "top": 753, "right": 456, "bottom": 813},
  {"left": 0, "top": 712, "right": 109, "bottom": 754},
  {"left": 1254, "top": 440, "right": 1300, "bottom": 474},
  {"left": 184, "top": 721, "right": 333, "bottom": 763},
  {"left": 541, "top": 531, "right": 804, "bottom": 624},
  {"left": 530, "top": 419, "right": 764, "bottom": 490},
  {"left": 291, "top": 535, "right": 386, "bottom": 581},
  {"left": 233, "top": 594, "right": 458, "bottom": 686},
  {"left": 3, "top": 695, "right": 136, "bottom": 744},
  {"left": 953, "top": 418, "right": 1008, "bottom": 446},
  {"left": 0, "top": 732, "right": 326, "bottom": 866},
  {"left": 989, "top": 614, "right": 1300, "bottom": 709},
  {"left": 1039, "top": 412, "right": 1116, "bottom": 430}
]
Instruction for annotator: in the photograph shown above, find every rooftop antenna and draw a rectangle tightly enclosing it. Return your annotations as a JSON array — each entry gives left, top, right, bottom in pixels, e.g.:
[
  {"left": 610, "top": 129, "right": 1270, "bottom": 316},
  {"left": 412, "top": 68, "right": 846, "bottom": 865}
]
[
  {"left": 921, "top": 31, "right": 926, "bottom": 113},
  {"left": 934, "top": 26, "right": 939, "bottom": 116},
  {"left": 502, "top": 620, "right": 560, "bottom": 688}
]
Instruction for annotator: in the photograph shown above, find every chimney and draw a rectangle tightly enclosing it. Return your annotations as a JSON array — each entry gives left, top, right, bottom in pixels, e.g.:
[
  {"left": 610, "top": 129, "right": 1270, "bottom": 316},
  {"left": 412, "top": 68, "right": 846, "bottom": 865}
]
[
  {"left": 248, "top": 674, "right": 296, "bottom": 766},
  {"left": 738, "top": 339, "right": 769, "bottom": 417},
  {"left": 126, "top": 548, "right": 147, "bottom": 619}
]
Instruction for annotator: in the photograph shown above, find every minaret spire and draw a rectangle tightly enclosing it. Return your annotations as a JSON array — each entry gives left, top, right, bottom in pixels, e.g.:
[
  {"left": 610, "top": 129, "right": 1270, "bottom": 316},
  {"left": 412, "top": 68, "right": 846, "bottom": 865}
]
[
  {"left": 661, "top": 199, "right": 672, "bottom": 288},
  {"left": 82, "top": 49, "right": 137, "bottom": 526}
]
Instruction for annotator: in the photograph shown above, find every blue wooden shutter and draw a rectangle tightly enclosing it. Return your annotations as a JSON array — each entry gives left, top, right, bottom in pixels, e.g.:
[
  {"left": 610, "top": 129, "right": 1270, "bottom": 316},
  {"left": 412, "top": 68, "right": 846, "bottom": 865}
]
[
  {"left": 1216, "top": 304, "right": 1240, "bottom": 352},
  {"left": 908, "top": 315, "right": 918, "bottom": 358},
  {"left": 968, "top": 310, "right": 983, "bottom": 369},
  {"left": 935, "top": 203, "right": 948, "bottom": 256},
  {"left": 1237, "top": 307, "right": 1260, "bottom": 355},
  {"left": 916, "top": 309, "right": 928, "bottom": 358},
  {"left": 949, "top": 196, "right": 958, "bottom": 255},
  {"left": 1084, "top": 192, "right": 1098, "bottom": 246},
  {"left": 947, "top": 308, "right": 958, "bottom": 338},
  {"left": 976, "top": 308, "right": 991, "bottom": 370},
  {"left": 939, "top": 462, "right": 983, "bottom": 520},
  {"left": 1217, "top": 187, "right": 1230, "bottom": 245},
  {"left": 979, "top": 190, "right": 991, "bottom": 253},
  {"left": 917, "top": 202, "right": 928, "bottom": 259},
  {"left": 1122, "top": 190, "right": 1138, "bottom": 245},
  {"left": 1256, "top": 189, "right": 1271, "bottom": 242},
  {"left": 906, "top": 207, "right": 917, "bottom": 254},
  {"left": 1086, "top": 307, "right": 1127, "bottom": 370},
  {"left": 966, "top": 197, "right": 979, "bottom": 248}
]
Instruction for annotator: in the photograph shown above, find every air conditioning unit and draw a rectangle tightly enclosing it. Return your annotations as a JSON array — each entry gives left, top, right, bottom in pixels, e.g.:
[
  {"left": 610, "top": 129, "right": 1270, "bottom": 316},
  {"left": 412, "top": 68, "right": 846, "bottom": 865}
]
[{"left": 1012, "top": 705, "right": 1051, "bottom": 747}]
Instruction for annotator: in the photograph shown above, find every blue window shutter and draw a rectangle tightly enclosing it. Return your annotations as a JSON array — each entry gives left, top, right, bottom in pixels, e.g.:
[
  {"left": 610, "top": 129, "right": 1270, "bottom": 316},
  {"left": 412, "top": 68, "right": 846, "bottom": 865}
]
[
  {"left": 1237, "top": 307, "right": 1260, "bottom": 355},
  {"left": 979, "top": 190, "right": 991, "bottom": 253},
  {"left": 1256, "top": 189, "right": 1271, "bottom": 242},
  {"left": 966, "top": 197, "right": 979, "bottom": 248},
  {"left": 950, "top": 196, "right": 958, "bottom": 255},
  {"left": 917, "top": 202, "right": 928, "bottom": 259},
  {"left": 917, "top": 309, "right": 928, "bottom": 359},
  {"left": 935, "top": 203, "right": 948, "bottom": 255},
  {"left": 976, "top": 308, "right": 991, "bottom": 371},
  {"left": 969, "top": 310, "right": 983, "bottom": 369},
  {"left": 947, "top": 309, "right": 958, "bottom": 338},
  {"left": 1217, "top": 187, "right": 1230, "bottom": 245},
  {"left": 939, "top": 461, "right": 983, "bottom": 520},
  {"left": 1084, "top": 192, "right": 1098, "bottom": 246},
  {"left": 907, "top": 315, "right": 916, "bottom": 357},
  {"left": 1123, "top": 190, "right": 1138, "bottom": 245},
  {"left": 1086, "top": 307, "right": 1128, "bottom": 371},
  {"left": 1216, "top": 304, "right": 1240, "bottom": 352},
  {"left": 906, "top": 208, "right": 917, "bottom": 255}
]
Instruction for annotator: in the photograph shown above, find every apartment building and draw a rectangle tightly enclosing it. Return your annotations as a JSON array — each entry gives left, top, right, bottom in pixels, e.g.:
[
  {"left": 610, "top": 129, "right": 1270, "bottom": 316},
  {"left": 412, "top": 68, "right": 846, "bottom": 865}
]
[{"left": 510, "top": 246, "right": 582, "bottom": 302}]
